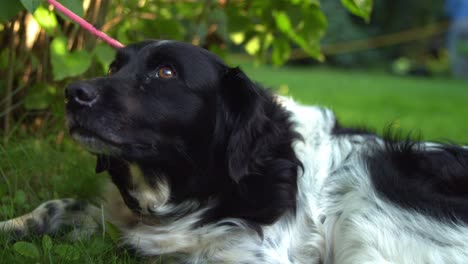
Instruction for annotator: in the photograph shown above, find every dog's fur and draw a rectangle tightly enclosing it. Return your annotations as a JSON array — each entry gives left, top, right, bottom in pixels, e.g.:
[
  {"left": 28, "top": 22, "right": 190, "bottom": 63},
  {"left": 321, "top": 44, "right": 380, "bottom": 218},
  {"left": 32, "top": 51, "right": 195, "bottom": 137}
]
[{"left": 2, "top": 40, "right": 468, "bottom": 263}]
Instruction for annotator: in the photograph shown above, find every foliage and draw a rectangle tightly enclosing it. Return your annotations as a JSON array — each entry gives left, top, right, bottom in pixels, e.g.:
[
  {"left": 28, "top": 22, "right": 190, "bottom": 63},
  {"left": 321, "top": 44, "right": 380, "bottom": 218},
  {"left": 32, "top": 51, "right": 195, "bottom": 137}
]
[
  {"left": 13, "top": 241, "right": 41, "bottom": 259},
  {"left": 12, "top": 237, "right": 85, "bottom": 262},
  {"left": 321, "top": 1, "right": 383, "bottom": 66},
  {"left": 341, "top": 0, "right": 373, "bottom": 22},
  {"left": 0, "top": 1, "right": 373, "bottom": 142},
  {"left": 320, "top": 0, "right": 446, "bottom": 67}
]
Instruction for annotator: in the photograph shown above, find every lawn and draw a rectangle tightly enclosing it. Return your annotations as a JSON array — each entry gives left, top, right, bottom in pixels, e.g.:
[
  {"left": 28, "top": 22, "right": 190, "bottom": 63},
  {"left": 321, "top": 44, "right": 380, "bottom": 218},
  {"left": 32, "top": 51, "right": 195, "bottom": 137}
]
[
  {"left": 237, "top": 62, "right": 468, "bottom": 143},
  {"left": 1, "top": 65, "right": 467, "bottom": 263}
]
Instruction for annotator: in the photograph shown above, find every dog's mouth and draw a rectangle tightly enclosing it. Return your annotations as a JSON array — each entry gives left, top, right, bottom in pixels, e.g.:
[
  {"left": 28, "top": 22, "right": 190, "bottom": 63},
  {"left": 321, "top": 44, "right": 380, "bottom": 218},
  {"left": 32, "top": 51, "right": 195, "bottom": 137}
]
[{"left": 70, "top": 127, "right": 122, "bottom": 155}]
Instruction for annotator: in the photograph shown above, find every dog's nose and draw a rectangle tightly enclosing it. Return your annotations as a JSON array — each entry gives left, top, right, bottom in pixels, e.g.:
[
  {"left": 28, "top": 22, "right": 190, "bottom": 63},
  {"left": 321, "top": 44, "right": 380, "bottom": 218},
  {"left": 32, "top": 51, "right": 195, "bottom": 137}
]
[{"left": 65, "top": 82, "right": 99, "bottom": 106}]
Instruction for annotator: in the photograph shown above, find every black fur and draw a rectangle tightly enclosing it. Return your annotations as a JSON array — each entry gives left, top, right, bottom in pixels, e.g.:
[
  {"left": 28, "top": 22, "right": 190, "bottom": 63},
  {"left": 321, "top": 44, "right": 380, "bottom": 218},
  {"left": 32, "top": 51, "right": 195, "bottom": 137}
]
[
  {"left": 64, "top": 200, "right": 88, "bottom": 212},
  {"left": 368, "top": 131, "right": 468, "bottom": 224},
  {"left": 332, "top": 119, "right": 374, "bottom": 136},
  {"left": 45, "top": 202, "right": 58, "bottom": 217},
  {"left": 65, "top": 40, "right": 302, "bottom": 230}
]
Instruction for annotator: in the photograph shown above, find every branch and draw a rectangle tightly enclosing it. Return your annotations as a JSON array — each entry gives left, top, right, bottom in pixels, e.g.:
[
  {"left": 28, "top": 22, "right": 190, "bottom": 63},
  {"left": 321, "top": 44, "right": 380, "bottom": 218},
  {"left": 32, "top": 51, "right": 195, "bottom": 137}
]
[{"left": 3, "top": 21, "right": 16, "bottom": 144}]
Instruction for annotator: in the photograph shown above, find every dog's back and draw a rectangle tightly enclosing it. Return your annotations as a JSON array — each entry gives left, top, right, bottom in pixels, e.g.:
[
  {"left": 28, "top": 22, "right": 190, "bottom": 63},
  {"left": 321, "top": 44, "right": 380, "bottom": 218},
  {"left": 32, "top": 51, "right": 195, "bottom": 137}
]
[{"left": 2, "top": 41, "right": 468, "bottom": 263}]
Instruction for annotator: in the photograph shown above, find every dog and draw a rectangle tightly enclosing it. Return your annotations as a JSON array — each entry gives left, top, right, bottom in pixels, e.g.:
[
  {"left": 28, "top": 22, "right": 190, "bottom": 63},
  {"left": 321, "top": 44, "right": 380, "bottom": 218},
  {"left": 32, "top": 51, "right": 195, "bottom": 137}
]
[{"left": 1, "top": 40, "right": 468, "bottom": 263}]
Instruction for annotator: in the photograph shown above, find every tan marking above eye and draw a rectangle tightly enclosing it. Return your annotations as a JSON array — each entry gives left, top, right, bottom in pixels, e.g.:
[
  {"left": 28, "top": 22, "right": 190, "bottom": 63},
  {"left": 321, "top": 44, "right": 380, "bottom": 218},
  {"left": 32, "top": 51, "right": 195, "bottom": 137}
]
[{"left": 157, "top": 66, "right": 176, "bottom": 79}]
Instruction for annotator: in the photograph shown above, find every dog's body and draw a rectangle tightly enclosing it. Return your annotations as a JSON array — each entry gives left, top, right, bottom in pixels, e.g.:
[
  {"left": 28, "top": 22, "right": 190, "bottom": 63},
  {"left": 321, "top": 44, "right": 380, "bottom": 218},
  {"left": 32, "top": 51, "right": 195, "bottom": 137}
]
[{"left": 2, "top": 40, "right": 468, "bottom": 263}]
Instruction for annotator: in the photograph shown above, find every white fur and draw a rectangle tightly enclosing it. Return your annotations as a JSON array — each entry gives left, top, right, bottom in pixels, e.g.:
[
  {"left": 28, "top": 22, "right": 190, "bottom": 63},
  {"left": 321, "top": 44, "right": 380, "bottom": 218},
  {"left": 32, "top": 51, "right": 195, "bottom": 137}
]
[
  {"left": 110, "top": 98, "right": 468, "bottom": 263},
  {"left": 3, "top": 98, "right": 466, "bottom": 263}
]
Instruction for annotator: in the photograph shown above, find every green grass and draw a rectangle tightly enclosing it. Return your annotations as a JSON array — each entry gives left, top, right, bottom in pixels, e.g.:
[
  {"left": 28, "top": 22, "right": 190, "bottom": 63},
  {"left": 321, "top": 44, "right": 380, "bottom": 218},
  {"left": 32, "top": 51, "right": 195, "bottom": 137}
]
[
  {"left": 0, "top": 137, "right": 137, "bottom": 263},
  {"left": 237, "top": 63, "right": 468, "bottom": 143},
  {"left": 1, "top": 65, "right": 467, "bottom": 263}
]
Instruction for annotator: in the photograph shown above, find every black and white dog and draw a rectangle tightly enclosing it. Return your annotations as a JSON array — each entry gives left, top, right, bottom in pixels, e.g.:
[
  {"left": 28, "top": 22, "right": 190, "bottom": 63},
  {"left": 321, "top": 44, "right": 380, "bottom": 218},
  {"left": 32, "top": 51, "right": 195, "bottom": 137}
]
[{"left": 2, "top": 40, "right": 468, "bottom": 263}]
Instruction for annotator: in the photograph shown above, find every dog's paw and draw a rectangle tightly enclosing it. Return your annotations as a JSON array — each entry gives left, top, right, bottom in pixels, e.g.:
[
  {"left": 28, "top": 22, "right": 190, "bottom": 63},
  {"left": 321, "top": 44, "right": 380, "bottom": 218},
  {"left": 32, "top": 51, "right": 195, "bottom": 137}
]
[{"left": 0, "top": 199, "right": 101, "bottom": 240}]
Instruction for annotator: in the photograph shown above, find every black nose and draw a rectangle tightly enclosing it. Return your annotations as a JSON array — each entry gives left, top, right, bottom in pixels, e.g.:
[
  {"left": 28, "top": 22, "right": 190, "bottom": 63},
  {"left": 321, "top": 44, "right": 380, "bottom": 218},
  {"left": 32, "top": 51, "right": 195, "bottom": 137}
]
[{"left": 65, "top": 82, "right": 98, "bottom": 106}]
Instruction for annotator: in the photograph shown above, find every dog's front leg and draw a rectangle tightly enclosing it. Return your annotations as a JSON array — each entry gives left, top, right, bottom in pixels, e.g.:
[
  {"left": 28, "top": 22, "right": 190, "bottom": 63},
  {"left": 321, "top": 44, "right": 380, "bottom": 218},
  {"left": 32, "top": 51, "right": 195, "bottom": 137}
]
[{"left": 0, "top": 199, "right": 103, "bottom": 239}]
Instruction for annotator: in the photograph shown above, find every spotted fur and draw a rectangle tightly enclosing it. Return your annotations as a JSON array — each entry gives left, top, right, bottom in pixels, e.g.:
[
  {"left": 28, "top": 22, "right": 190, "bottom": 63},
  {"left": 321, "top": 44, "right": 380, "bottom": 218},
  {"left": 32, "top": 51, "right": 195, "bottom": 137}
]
[{"left": 2, "top": 40, "right": 468, "bottom": 263}]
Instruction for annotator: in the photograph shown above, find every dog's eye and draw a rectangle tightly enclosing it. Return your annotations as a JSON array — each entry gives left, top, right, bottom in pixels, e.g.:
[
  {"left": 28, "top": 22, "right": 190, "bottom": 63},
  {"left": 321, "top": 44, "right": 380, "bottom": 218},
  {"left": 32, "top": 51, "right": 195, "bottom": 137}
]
[{"left": 157, "top": 66, "right": 176, "bottom": 79}]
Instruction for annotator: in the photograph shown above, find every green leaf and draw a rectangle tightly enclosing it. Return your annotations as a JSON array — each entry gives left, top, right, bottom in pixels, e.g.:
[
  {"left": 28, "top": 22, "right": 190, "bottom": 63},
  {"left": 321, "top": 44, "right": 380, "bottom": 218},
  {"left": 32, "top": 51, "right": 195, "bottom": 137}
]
[
  {"left": 93, "top": 43, "right": 115, "bottom": 69},
  {"left": 230, "top": 32, "right": 245, "bottom": 45},
  {"left": 13, "top": 241, "right": 41, "bottom": 259},
  {"left": 33, "top": 5, "right": 58, "bottom": 35},
  {"left": 245, "top": 36, "right": 260, "bottom": 55},
  {"left": 42, "top": 235, "right": 53, "bottom": 252},
  {"left": 20, "top": 0, "right": 42, "bottom": 14},
  {"left": 104, "top": 221, "right": 121, "bottom": 243},
  {"left": 273, "top": 11, "right": 292, "bottom": 33},
  {"left": 54, "top": 244, "right": 80, "bottom": 261},
  {"left": 262, "top": 33, "right": 274, "bottom": 51},
  {"left": 0, "top": 1, "right": 23, "bottom": 22},
  {"left": 56, "top": 0, "right": 84, "bottom": 20},
  {"left": 341, "top": 0, "right": 373, "bottom": 22},
  {"left": 50, "top": 36, "right": 92, "bottom": 80},
  {"left": 24, "top": 83, "right": 56, "bottom": 110},
  {"left": 301, "top": 7, "right": 327, "bottom": 39},
  {"left": 272, "top": 37, "right": 291, "bottom": 66}
]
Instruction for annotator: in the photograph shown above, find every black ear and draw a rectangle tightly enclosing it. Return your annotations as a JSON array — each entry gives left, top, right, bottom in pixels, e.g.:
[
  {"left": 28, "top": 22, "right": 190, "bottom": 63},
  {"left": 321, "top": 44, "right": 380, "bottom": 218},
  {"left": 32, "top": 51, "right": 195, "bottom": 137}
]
[
  {"left": 220, "top": 67, "right": 267, "bottom": 183},
  {"left": 209, "top": 67, "right": 302, "bottom": 225}
]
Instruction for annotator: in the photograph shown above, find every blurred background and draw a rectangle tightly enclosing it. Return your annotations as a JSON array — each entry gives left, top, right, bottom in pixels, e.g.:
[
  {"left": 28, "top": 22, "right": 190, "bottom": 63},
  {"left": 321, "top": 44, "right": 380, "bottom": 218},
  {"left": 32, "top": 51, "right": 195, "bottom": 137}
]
[
  {"left": 1, "top": 0, "right": 467, "bottom": 145},
  {"left": 0, "top": 0, "right": 467, "bottom": 262},
  {"left": 0, "top": 0, "right": 468, "bottom": 143}
]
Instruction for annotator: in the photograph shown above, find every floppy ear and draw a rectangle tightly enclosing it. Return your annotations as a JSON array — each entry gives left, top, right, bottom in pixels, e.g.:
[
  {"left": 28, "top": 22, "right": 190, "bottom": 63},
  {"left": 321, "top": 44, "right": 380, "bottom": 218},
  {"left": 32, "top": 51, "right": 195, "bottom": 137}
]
[
  {"left": 219, "top": 67, "right": 267, "bottom": 183},
  {"left": 210, "top": 67, "right": 302, "bottom": 225}
]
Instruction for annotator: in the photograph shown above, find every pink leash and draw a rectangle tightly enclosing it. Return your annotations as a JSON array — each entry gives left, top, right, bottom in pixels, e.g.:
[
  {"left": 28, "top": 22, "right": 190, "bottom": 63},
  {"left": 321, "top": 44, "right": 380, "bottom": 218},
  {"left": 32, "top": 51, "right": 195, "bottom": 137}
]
[{"left": 47, "top": 0, "right": 124, "bottom": 49}]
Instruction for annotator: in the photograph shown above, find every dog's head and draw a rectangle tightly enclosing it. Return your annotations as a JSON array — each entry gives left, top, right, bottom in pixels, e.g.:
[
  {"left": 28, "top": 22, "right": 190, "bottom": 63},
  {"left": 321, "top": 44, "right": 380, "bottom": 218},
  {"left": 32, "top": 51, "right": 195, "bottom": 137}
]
[{"left": 66, "top": 40, "right": 301, "bottom": 228}]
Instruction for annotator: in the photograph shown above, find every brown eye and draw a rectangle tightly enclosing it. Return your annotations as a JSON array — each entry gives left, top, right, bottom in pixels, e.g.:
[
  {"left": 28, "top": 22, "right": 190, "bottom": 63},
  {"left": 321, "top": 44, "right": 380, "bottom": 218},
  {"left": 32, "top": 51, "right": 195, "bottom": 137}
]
[{"left": 157, "top": 66, "right": 176, "bottom": 79}]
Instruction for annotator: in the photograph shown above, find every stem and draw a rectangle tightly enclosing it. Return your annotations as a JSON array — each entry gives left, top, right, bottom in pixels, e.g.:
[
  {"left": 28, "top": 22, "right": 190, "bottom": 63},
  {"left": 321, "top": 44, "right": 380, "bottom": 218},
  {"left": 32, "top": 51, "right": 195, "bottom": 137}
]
[
  {"left": 42, "top": 34, "right": 49, "bottom": 82},
  {"left": 3, "top": 22, "right": 16, "bottom": 145}
]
